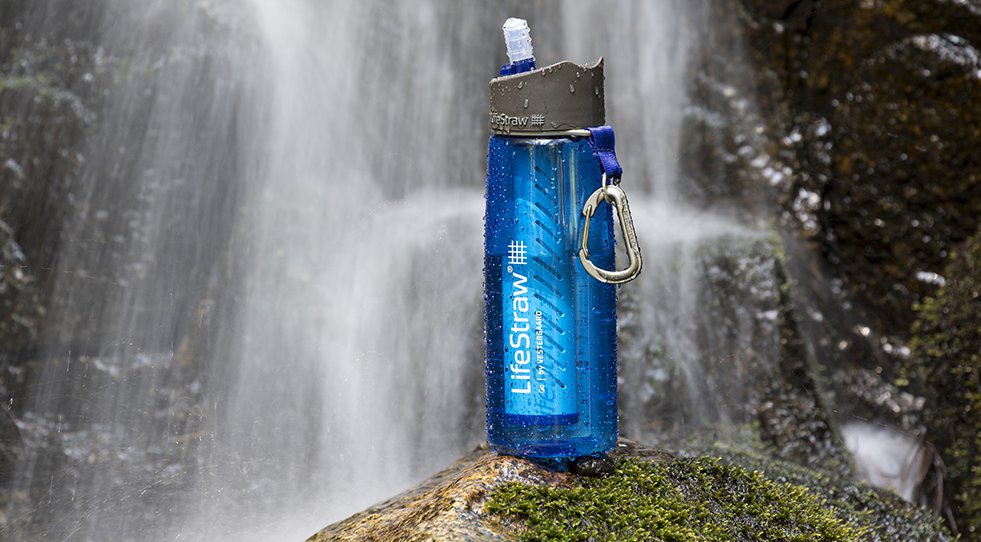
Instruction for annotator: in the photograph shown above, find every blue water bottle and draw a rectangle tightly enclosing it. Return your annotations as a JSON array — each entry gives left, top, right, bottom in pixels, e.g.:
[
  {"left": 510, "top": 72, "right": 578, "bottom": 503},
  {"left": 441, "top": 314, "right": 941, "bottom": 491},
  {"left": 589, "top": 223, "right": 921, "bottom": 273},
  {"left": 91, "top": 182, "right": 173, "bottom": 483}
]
[{"left": 484, "top": 19, "right": 642, "bottom": 460}]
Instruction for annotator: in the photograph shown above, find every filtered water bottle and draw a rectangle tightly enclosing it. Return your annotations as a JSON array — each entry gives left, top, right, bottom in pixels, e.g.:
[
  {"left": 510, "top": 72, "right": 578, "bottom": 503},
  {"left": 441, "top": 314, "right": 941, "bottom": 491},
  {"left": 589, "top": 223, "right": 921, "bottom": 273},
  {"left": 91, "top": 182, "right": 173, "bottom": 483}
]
[{"left": 484, "top": 19, "right": 642, "bottom": 459}]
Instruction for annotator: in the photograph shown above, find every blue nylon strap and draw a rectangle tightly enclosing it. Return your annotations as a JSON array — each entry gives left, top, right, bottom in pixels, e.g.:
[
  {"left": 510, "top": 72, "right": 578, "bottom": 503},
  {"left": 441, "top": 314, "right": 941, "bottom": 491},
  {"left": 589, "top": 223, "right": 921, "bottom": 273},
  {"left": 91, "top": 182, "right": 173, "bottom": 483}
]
[{"left": 586, "top": 126, "right": 623, "bottom": 180}]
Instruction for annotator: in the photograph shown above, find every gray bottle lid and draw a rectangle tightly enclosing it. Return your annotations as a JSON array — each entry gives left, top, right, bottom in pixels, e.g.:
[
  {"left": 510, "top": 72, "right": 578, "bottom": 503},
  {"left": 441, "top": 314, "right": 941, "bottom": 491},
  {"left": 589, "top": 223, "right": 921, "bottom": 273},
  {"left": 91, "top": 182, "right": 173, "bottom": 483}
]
[{"left": 489, "top": 59, "right": 605, "bottom": 136}]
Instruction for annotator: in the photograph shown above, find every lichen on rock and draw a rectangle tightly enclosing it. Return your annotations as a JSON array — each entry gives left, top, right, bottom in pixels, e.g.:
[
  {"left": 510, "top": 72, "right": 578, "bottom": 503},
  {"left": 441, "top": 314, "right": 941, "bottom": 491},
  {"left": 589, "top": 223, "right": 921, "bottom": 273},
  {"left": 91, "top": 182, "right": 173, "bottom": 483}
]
[{"left": 905, "top": 231, "right": 981, "bottom": 538}]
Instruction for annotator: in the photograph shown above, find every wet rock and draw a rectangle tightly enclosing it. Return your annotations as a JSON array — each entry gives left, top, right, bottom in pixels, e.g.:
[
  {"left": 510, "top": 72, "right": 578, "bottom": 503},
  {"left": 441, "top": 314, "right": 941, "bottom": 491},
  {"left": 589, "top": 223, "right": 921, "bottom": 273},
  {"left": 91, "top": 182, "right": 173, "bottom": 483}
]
[
  {"left": 775, "top": 228, "right": 931, "bottom": 446},
  {"left": 817, "top": 29, "right": 981, "bottom": 337},
  {"left": 307, "top": 443, "right": 560, "bottom": 541},
  {"left": 0, "top": 0, "right": 256, "bottom": 360},
  {"left": 833, "top": 367, "right": 926, "bottom": 437},
  {"left": 756, "top": 384, "right": 841, "bottom": 471},
  {"left": 309, "top": 440, "right": 950, "bottom": 541},
  {"left": 734, "top": 0, "right": 981, "bottom": 340},
  {"left": 618, "top": 231, "right": 844, "bottom": 469},
  {"left": 904, "top": 232, "right": 981, "bottom": 538},
  {"left": 0, "top": 2, "right": 263, "bottom": 535},
  {"left": 678, "top": 5, "right": 772, "bottom": 219},
  {"left": 0, "top": 353, "right": 208, "bottom": 538},
  {"left": 569, "top": 454, "right": 615, "bottom": 477},
  {"left": 0, "top": 0, "right": 107, "bottom": 364},
  {"left": 684, "top": 5, "right": 981, "bottom": 530},
  {"left": 0, "top": 220, "right": 42, "bottom": 362},
  {"left": 676, "top": 0, "right": 981, "bottom": 432},
  {"left": 705, "top": 444, "right": 952, "bottom": 542}
]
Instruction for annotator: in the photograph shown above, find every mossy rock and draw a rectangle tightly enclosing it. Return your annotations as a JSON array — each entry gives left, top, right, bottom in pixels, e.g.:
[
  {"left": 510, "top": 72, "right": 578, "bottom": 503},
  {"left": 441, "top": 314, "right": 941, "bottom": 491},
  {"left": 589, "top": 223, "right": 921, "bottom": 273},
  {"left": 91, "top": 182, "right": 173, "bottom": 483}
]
[
  {"left": 906, "top": 232, "right": 981, "bottom": 539},
  {"left": 308, "top": 440, "right": 950, "bottom": 541},
  {"left": 701, "top": 441, "right": 951, "bottom": 542},
  {"left": 487, "top": 457, "right": 862, "bottom": 542}
]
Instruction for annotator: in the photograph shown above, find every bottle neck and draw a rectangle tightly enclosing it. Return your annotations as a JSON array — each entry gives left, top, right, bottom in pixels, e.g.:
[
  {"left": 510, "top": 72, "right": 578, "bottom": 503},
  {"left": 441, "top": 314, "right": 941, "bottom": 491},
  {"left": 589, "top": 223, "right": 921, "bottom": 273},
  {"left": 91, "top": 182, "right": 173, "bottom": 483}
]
[{"left": 499, "top": 57, "right": 536, "bottom": 77}]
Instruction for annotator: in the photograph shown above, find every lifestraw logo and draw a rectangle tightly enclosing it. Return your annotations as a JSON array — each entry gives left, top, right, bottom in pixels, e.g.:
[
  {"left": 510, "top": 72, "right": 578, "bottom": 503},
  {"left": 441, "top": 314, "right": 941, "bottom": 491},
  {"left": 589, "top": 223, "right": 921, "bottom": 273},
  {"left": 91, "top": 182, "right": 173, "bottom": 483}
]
[
  {"left": 490, "top": 111, "right": 529, "bottom": 128},
  {"left": 506, "top": 239, "right": 531, "bottom": 395},
  {"left": 507, "top": 241, "right": 527, "bottom": 266}
]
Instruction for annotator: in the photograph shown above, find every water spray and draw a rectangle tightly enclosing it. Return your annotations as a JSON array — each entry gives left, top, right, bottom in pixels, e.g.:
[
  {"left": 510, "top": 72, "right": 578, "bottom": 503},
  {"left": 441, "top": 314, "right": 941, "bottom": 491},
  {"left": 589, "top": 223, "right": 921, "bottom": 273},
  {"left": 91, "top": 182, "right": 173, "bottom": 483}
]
[{"left": 484, "top": 18, "right": 642, "bottom": 460}]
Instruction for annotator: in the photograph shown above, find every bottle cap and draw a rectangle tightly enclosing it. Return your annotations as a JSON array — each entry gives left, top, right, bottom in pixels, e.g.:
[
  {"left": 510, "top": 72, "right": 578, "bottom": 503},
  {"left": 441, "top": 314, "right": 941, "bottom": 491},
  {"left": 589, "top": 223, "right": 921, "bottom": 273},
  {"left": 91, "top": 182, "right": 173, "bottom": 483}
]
[{"left": 488, "top": 59, "right": 606, "bottom": 135}]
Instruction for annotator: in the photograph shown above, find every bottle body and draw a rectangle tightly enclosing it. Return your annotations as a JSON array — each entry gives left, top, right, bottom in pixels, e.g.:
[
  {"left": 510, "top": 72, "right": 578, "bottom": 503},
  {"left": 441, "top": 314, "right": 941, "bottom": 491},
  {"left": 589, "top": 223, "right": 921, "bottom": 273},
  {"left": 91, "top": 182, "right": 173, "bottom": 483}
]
[{"left": 484, "top": 135, "right": 617, "bottom": 459}]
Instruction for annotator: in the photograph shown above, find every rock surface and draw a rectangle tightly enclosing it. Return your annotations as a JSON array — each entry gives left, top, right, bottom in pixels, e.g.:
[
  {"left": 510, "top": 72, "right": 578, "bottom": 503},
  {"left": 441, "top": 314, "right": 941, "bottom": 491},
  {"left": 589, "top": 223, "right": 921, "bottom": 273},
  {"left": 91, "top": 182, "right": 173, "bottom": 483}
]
[
  {"left": 726, "top": 0, "right": 981, "bottom": 340},
  {"left": 684, "top": 3, "right": 981, "bottom": 533},
  {"left": 618, "top": 232, "right": 845, "bottom": 471},
  {"left": 308, "top": 440, "right": 950, "bottom": 541},
  {"left": 905, "top": 232, "right": 981, "bottom": 537}
]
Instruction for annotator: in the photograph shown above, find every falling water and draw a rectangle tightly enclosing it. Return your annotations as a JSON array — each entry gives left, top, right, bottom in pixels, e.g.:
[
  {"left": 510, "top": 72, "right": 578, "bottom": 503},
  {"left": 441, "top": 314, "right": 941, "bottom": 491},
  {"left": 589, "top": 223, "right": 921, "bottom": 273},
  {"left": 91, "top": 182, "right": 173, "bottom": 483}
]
[
  {"left": 843, "top": 422, "right": 930, "bottom": 503},
  {"left": 4, "top": 1, "right": 774, "bottom": 540}
]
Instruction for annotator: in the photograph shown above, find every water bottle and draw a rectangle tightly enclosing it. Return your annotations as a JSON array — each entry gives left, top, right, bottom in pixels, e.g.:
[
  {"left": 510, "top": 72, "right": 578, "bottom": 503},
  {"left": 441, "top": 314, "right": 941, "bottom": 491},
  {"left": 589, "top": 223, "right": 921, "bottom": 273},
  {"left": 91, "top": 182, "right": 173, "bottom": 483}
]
[{"left": 484, "top": 19, "right": 642, "bottom": 459}]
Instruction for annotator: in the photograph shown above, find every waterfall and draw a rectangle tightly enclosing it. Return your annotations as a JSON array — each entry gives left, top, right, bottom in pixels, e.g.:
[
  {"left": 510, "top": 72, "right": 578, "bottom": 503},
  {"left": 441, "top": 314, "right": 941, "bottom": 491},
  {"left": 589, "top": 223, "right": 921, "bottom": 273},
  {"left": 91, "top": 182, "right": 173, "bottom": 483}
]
[{"left": 5, "top": 1, "right": 763, "bottom": 540}]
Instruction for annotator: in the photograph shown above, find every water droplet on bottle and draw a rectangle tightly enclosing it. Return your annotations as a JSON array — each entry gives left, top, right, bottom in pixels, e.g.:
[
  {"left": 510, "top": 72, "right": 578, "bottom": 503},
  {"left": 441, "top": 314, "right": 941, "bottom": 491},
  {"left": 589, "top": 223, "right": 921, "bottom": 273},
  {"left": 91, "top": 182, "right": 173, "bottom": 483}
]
[
  {"left": 569, "top": 84, "right": 575, "bottom": 94},
  {"left": 594, "top": 87, "right": 600, "bottom": 96},
  {"left": 576, "top": 71, "right": 581, "bottom": 79},
  {"left": 517, "top": 81, "right": 525, "bottom": 89},
  {"left": 523, "top": 99, "right": 529, "bottom": 109}
]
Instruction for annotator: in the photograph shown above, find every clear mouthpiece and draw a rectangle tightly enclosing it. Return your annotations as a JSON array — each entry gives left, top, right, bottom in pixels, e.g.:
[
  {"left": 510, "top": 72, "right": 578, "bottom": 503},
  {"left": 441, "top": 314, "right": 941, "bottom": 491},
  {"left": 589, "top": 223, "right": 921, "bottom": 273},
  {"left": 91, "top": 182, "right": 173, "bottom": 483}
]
[{"left": 502, "top": 18, "right": 534, "bottom": 64}]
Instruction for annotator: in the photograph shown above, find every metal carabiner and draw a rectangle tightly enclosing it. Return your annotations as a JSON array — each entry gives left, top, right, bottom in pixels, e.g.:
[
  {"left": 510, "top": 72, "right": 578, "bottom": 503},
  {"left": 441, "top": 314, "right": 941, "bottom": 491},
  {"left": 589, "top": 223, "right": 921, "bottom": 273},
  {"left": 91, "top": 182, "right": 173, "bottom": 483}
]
[{"left": 579, "top": 175, "right": 643, "bottom": 285}]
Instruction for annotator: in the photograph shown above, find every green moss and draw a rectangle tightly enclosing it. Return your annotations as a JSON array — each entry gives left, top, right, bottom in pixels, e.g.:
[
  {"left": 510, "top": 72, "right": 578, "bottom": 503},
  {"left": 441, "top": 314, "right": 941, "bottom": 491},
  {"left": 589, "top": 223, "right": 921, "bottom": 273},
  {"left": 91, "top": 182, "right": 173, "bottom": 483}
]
[
  {"left": 907, "top": 232, "right": 981, "bottom": 538},
  {"left": 696, "top": 443, "right": 950, "bottom": 541},
  {"left": 486, "top": 457, "right": 865, "bottom": 542}
]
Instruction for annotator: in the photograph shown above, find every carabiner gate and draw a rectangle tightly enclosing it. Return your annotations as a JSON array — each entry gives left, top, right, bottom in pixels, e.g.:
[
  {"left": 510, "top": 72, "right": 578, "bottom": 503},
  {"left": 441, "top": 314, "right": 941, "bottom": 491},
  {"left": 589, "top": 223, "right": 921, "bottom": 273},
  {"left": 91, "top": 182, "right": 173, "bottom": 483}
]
[{"left": 579, "top": 176, "right": 643, "bottom": 285}]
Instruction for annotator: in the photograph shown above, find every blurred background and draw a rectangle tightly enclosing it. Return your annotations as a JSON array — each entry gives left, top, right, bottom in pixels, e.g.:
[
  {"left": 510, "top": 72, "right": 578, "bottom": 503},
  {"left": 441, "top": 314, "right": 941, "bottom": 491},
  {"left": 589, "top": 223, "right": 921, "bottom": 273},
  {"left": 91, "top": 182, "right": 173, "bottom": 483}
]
[{"left": 0, "top": 0, "right": 978, "bottom": 540}]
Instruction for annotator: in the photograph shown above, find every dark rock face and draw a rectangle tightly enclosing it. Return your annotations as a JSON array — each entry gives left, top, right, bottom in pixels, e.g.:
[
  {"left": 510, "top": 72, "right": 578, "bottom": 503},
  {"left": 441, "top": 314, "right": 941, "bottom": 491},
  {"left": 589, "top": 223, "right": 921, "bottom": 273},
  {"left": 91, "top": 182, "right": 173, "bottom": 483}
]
[
  {"left": 736, "top": 2, "right": 981, "bottom": 534},
  {"left": 815, "top": 28, "right": 981, "bottom": 336},
  {"left": 618, "top": 233, "right": 845, "bottom": 470},
  {"left": 906, "top": 233, "right": 981, "bottom": 538},
  {"left": 737, "top": 0, "right": 981, "bottom": 338},
  {"left": 0, "top": 221, "right": 42, "bottom": 363},
  {"left": 0, "top": 1, "right": 257, "bottom": 536},
  {"left": 0, "top": 0, "right": 256, "bottom": 359},
  {"left": 0, "top": 0, "right": 105, "bottom": 361},
  {"left": 309, "top": 440, "right": 951, "bottom": 541},
  {"left": 679, "top": 1, "right": 981, "bottom": 532},
  {"left": 691, "top": 0, "right": 981, "bottom": 317},
  {"left": 0, "top": 0, "right": 108, "bottom": 511}
]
